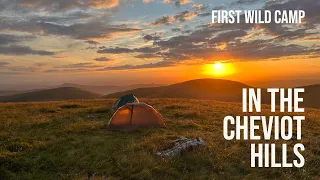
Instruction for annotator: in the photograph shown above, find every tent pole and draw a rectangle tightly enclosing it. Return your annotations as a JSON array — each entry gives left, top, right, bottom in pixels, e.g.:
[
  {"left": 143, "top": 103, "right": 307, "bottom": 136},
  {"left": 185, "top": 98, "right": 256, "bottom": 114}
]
[{"left": 130, "top": 104, "right": 134, "bottom": 128}]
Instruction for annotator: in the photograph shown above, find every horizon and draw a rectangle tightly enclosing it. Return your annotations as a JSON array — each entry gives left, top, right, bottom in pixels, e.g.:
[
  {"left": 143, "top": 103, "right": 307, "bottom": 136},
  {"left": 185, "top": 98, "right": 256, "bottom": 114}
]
[{"left": 0, "top": 77, "right": 319, "bottom": 91}]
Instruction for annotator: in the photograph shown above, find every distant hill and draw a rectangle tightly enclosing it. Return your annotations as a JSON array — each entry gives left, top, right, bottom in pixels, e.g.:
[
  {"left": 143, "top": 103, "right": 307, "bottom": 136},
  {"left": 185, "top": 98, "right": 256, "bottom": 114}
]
[
  {"left": 59, "top": 83, "right": 164, "bottom": 95},
  {"left": 299, "top": 84, "right": 320, "bottom": 109},
  {"left": 0, "top": 90, "right": 22, "bottom": 96},
  {"left": 104, "top": 79, "right": 252, "bottom": 102},
  {"left": 0, "top": 88, "right": 49, "bottom": 96},
  {"left": 104, "top": 79, "right": 320, "bottom": 108},
  {"left": 1, "top": 79, "right": 318, "bottom": 108},
  {"left": 0, "top": 87, "right": 101, "bottom": 102}
]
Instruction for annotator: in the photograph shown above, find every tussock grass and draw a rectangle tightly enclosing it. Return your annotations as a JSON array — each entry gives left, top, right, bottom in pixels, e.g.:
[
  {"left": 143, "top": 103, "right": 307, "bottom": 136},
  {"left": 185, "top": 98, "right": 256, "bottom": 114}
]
[
  {"left": 0, "top": 98, "right": 319, "bottom": 179},
  {"left": 60, "top": 104, "right": 86, "bottom": 109}
]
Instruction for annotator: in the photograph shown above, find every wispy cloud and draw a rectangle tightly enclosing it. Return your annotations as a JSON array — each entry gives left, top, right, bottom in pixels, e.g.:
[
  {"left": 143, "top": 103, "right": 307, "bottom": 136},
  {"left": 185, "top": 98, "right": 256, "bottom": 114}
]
[
  {"left": 0, "top": 45, "right": 55, "bottom": 56},
  {"left": 152, "top": 11, "right": 197, "bottom": 26},
  {"left": 94, "top": 57, "right": 113, "bottom": 61}
]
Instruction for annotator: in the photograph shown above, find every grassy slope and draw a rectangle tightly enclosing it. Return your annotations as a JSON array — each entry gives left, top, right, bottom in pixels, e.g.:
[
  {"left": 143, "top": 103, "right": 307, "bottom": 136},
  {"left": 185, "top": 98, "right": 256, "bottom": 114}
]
[
  {"left": 104, "top": 79, "right": 252, "bottom": 103},
  {"left": 60, "top": 83, "right": 165, "bottom": 95},
  {"left": 0, "top": 99, "right": 319, "bottom": 179},
  {"left": 104, "top": 79, "right": 320, "bottom": 108},
  {"left": 0, "top": 87, "right": 101, "bottom": 102}
]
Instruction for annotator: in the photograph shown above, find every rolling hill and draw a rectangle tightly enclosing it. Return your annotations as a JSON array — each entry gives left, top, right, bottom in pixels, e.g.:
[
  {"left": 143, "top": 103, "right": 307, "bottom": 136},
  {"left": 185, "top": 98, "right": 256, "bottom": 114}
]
[
  {"left": 0, "top": 87, "right": 101, "bottom": 102},
  {"left": 104, "top": 79, "right": 252, "bottom": 102},
  {"left": 0, "top": 90, "right": 22, "bottom": 96},
  {"left": 299, "top": 84, "right": 320, "bottom": 108},
  {"left": 104, "top": 79, "right": 320, "bottom": 108},
  {"left": 0, "top": 79, "right": 318, "bottom": 108},
  {"left": 59, "top": 83, "right": 164, "bottom": 95}
]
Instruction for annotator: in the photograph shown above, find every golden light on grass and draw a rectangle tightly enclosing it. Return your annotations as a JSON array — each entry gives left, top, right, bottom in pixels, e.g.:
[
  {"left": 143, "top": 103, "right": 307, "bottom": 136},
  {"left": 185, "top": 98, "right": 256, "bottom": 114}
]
[{"left": 203, "top": 62, "right": 235, "bottom": 77}]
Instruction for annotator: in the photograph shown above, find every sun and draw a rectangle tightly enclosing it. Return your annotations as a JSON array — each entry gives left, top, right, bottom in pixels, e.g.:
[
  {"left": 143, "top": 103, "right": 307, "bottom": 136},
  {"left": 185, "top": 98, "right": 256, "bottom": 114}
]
[
  {"left": 203, "top": 62, "right": 235, "bottom": 76},
  {"left": 214, "top": 62, "right": 223, "bottom": 69}
]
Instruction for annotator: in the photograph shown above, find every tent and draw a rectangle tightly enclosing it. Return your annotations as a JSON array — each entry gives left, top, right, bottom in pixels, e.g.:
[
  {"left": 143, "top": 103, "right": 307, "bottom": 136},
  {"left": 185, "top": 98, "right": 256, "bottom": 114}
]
[
  {"left": 112, "top": 94, "right": 139, "bottom": 111},
  {"left": 108, "top": 102, "right": 166, "bottom": 130}
]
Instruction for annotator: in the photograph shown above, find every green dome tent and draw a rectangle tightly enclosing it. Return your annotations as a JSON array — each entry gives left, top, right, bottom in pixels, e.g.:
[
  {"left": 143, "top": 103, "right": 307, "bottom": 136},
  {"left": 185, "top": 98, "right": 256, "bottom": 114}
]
[{"left": 112, "top": 94, "right": 139, "bottom": 111}]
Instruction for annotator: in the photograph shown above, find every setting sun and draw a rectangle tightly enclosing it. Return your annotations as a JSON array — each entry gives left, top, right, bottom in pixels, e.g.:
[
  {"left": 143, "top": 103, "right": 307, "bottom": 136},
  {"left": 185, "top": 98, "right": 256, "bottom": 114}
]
[
  {"left": 214, "top": 62, "right": 223, "bottom": 69},
  {"left": 203, "top": 62, "right": 235, "bottom": 77}
]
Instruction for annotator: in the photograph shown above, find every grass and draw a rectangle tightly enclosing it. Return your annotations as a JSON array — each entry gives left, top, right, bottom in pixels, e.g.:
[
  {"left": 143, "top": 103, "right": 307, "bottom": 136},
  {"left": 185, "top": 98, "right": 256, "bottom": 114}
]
[{"left": 0, "top": 98, "right": 319, "bottom": 179}]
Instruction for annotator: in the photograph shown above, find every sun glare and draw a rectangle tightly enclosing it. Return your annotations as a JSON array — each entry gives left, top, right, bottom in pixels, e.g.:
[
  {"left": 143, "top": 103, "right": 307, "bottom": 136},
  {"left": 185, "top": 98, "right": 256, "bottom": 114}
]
[
  {"left": 214, "top": 62, "right": 223, "bottom": 69},
  {"left": 203, "top": 62, "right": 235, "bottom": 77}
]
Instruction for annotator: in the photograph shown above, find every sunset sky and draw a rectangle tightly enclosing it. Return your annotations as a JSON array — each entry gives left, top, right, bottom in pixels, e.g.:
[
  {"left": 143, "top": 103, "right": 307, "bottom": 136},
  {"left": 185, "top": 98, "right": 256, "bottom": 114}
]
[{"left": 0, "top": 0, "right": 319, "bottom": 89}]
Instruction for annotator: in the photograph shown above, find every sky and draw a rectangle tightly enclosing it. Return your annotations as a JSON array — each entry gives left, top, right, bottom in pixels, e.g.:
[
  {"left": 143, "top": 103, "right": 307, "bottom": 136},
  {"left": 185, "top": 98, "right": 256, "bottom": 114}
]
[{"left": 0, "top": 0, "right": 319, "bottom": 89}]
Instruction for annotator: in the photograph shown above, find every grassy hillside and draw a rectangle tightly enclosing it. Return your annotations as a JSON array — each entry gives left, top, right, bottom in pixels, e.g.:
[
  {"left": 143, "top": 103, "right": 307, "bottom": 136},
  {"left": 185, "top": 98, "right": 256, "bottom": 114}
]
[
  {"left": 105, "top": 79, "right": 252, "bottom": 102},
  {"left": 1, "top": 99, "right": 319, "bottom": 179},
  {"left": 0, "top": 87, "right": 101, "bottom": 102},
  {"left": 105, "top": 79, "right": 320, "bottom": 108},
  {"left": 298, "top": 84, "right": 320, "bottom": 109},
  {"left": 60, "top": 83, "right": 164, "bottom": 95}
]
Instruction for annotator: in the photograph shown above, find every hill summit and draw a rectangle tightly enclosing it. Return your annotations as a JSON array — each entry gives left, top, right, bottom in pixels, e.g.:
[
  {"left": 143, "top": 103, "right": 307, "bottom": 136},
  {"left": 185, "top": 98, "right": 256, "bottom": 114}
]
[
  {"left": 104, "top": 79, "right": 252, "bottom": 102},
  {"left": 0, "top": 87, "right": 101, "bottom": 102}
]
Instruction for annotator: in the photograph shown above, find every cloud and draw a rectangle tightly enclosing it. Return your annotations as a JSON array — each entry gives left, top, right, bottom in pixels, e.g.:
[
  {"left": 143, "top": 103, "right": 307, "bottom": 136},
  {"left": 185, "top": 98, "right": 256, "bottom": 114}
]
[
  {"left": 55, "top": 62, "right": 102, "bottom": 69},
  {"left": 34, "top": 22, "right": 140, "bottom": 40},
  {"left": 53, "top": 56, "right": 68, "bottom": 59},
  {"left": 7, "top": 66, "right": 40, "bottom": 72},
  {"left": 142, "top": 33, "right": 162, "bottom": 42},
  {"left": 171, "top": 27, "right": 182, "bottom": 32},
  {"left": 1, "top": 0, "right": 119, "bottom": 12},
  {"left": 232, "top": 0, "right": 262, "bottom": 5},
  {"left": 152, "top": 16, "right": 175, "bottom": 26},
  {"left": 192, "top": 4, "right": 206, "bottom": 11},
  {"left": 97, "top": 46, "right": 160, "bottom": 54},
  {"left": 0, "top": 45, "right": 55, "bottom": 56},
  {"left": 161, "top": 0, "right": 191, "bottom": 6},
  {"left": 142, "top": 0, "right": 152, "bottom": 3},
  {"left": 94, "top": 57, "right": 112, "bottom": 61},
  {"left": 27, "top": 11, "right": 96, "bottom": 24},
  {"left": 0, "top": 34, "right": 36, "bottom": 45},
  {"left": 208, "top": 30, "right": 247, "bottom": 44},
  {"left": 34, "top": 62, "right": 48, "bottom": 67},
  {"left": 97, "top": 47, "right": 133, "bottom": 54},
  {"left": 197, "top": 12, "right": 211, "bottom": 17},
  {"left": 197, "top": 5, "right": 224, "bottom": 17},
  {"left": 264, "top": 0, "right": 320, "bottom": 27},
  {"left": 150, "top": 15, "right": 318, "bottom": 63},
  {"left": 87, "top": 0, "right": 119, "bottom": 9},
  {"left": 175, "top": 11, "right": 197, "bottom": 22},
  {"left": 0, "top": 62, "right": 9, "bottom": 67},
  {"left": 134, "top": 47, "right": 160, "bottom": 53},
  {"left": 134, "top": 53, "right": 161, "bottom": 59},
  {"left": 0, "top": 20, "right": 140, "bottom": 41},
  {"left": 222, "top": 41, "right": 318, "bottom": 60},
  {"left": 85, "top": 40, "right": 100, "bottom": 45},
  {"left": 152, "top": 11, "right": 197, "bottom": 26},
  {"left": 171, "top": 26, "right": 192, "bottom": 34},
  {"left": 174, "top": 0, "right": 192, "bottom": 7},
  {"left": 102, "top": 60, "right": 173, "bottom": 70},
  {"left": 44, "top": 69, "right": 59, "bottom": 73},
  {"left": 273, "top": 29, "right": 318, "bottom": 41},
  {"left": 308, "top": 54, "right": 320, "bottom": 58},
  {"left": 155, "top": 34, "right": 319, "bottom": 62}
]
